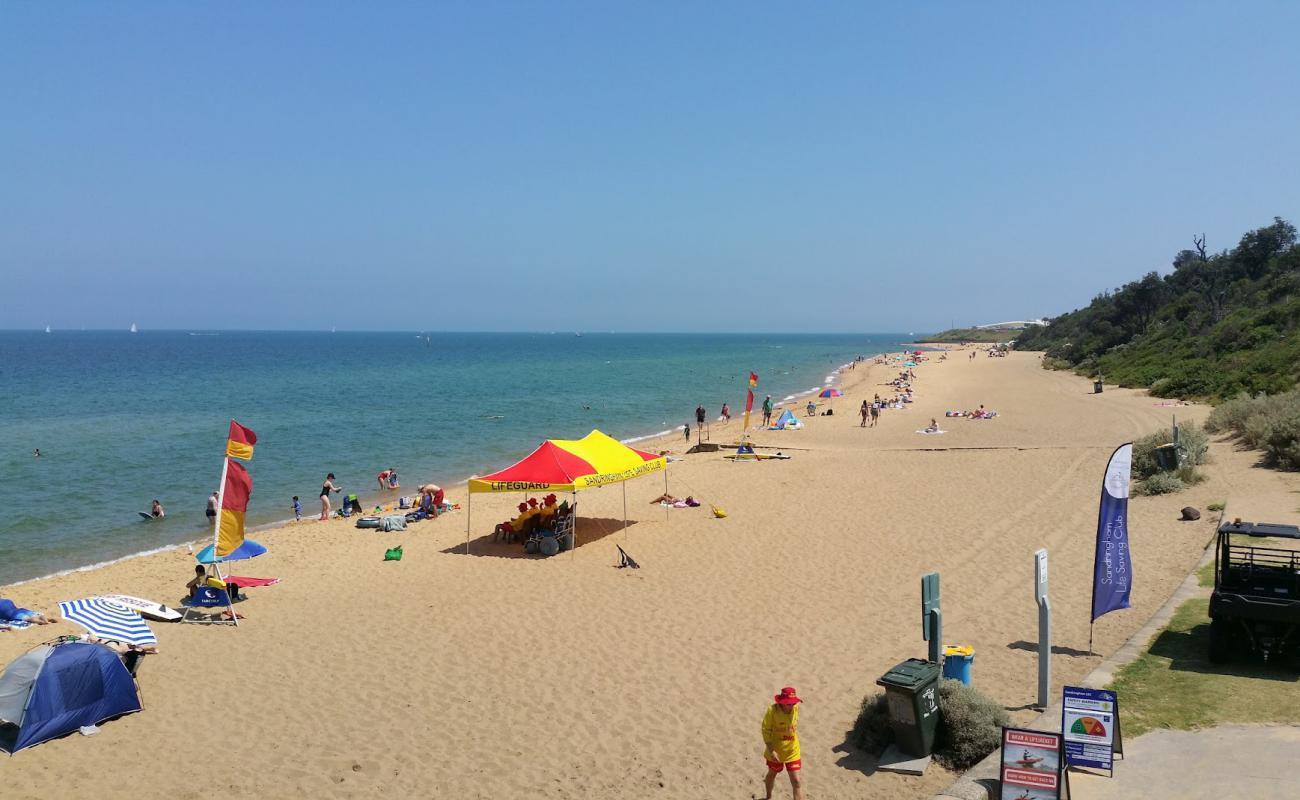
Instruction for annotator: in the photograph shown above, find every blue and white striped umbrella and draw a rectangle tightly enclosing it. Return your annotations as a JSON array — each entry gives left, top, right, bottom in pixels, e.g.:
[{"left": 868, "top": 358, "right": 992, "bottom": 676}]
[{"left": 58, "top": 597, "right": 158, "bottom": 646}]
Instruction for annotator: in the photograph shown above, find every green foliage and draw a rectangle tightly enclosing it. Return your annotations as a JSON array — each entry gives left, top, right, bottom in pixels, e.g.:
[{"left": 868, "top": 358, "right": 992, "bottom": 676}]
[
  {"left": 1134, "top": 472, "right": 1186, "bottom": 495},
  {"left": 933, "top": 678, "right": 1010, "bottom": 771},
  {"left": 850, "top": 692, "right": 892, "bottom": 752},
  {"left": 1131, "top": 423, "right": 1209, "bottom": 481},
  {"left": 1016, "top": 218, "right": 1300, "bottom": 400},
  {"left": 918, "top": 328, "right": 1019, "bottom": 344},
  {"left": 1205, "top": 390, "right": 1300, "bottom": 469},
  {"left": 1207, "top": 501, "right": 1226, "bottom": 512},
  {"left": 851, "top": 679, "right": 1009, "bottom": 771}
]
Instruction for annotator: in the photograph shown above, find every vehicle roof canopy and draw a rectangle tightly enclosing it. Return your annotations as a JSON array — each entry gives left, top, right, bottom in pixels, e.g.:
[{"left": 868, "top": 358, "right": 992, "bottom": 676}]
[{"left": 1218, "top": 520, "right": 1300, "bottom": 539}]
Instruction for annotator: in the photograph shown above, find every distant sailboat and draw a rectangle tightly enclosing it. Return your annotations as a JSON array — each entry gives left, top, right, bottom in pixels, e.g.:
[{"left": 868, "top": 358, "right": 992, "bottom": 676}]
[
  {"left": 331, "top": 326, "right": 337, "bottom": 334},
  {"left": 129, "top": 323, "right": 138, "bottom": 334},
  {"left": 44, "top": 325, "right": 51, "bottom": 334}
]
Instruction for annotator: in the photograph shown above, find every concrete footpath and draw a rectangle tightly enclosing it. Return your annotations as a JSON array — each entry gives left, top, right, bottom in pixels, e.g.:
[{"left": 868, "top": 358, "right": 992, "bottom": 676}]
[{"left": 1066, "top": 724, "right": 1300, "bottom": 798}]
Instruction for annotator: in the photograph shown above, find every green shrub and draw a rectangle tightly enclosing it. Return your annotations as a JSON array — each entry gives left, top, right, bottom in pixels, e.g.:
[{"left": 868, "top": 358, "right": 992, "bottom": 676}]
[
  {"left": 933, "top": 679, "right": 1009, "bottom": 771},
  {"left": 1207, "top": 501, "right": 1226, "bottom": 511},
  {"left": 851, "top": 679, "right": 1009, "bottom": 771},
  {"left": 1135, "top": 472, "right": 1186, "bottom": 495},
  {"left": 850, "top": 692, "right": 893, "bottom": 752},
  {"left": 1132, "top": 423, "right": 1209, "bottom": 480},
  {"left": 1175, "top": 465, "right": 1206, "bottom": 486},
  {"left": 1205, "top": 390, "right": 1300, "bottom": 469}
]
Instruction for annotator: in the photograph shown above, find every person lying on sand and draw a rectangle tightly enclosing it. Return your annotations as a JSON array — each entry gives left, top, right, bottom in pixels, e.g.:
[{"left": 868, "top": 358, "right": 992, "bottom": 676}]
[
  {"left": 0, "top": 598, "right": 57, "bottom": 625},
  {"left": 651, "top": 494, "right": 679, "bottom": 504}
]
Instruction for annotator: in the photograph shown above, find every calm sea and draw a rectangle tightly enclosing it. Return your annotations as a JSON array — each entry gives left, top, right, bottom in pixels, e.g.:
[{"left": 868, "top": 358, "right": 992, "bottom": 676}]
[{"left": 0, "top": 331, "right": 908, "bottom": 585}]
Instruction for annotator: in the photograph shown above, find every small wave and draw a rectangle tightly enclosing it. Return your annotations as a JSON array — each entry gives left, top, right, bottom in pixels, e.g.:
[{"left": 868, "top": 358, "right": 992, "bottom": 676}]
[{"left": 7, "top": 541, "right": 201, "bottom": 589}]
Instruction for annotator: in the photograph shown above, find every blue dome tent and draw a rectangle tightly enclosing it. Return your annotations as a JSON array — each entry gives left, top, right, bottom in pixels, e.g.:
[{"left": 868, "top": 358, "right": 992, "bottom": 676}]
[{"left": 0, "top": 641, "right": 141, "bottom": 753}]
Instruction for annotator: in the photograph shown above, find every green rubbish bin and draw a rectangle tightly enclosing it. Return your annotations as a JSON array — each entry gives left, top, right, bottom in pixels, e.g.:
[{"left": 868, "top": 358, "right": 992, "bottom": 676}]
[
  {"left": 876, "top": 658, "right": 942, "bottom": 758},
  {"left": 1154, "top": 443, "right": 1179, "bottom": 471}
]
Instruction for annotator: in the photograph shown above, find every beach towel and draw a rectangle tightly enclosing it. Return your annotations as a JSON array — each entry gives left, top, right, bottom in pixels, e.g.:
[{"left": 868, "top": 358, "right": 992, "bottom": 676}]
[
  {"left": 616, "top": 545, "right": 640, "bottom": 569},
  {"left": 380, "top": 514, "right": 407, "bottom": 532},
  {"left": 0, "top": 620, "right": 31, "bottom": 629},
  {"left": 915, "top": 429, "right": 947, "bottom": 435},
  {"left": 384, "top": 545, "right": 403, "bottom": 561},
  {"left": 223, "top": 576, "right": 280, "bottom": 587}
]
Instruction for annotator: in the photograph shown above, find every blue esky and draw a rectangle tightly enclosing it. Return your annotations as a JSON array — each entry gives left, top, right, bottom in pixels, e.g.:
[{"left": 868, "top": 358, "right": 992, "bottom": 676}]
[{"left": 3, "top": 2, "right": 1298, "bottom": 333}]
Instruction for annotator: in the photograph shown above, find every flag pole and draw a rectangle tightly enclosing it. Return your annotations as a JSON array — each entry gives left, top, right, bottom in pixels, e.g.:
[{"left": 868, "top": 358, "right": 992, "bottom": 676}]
[{"left": 211, "top": 454, "right": 239, "bottom": 627}]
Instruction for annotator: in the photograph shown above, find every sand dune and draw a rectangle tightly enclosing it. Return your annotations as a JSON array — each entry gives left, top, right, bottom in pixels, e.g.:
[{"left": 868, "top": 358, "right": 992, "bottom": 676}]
[{"left": 3, "top": 350, "right": 1295, "bottom": 799}]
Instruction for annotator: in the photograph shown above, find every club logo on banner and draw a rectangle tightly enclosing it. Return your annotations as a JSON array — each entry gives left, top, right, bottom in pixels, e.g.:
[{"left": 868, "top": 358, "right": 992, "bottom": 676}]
[{"left": 1091, "top": 443, "right": 1133, "bottom": 623}]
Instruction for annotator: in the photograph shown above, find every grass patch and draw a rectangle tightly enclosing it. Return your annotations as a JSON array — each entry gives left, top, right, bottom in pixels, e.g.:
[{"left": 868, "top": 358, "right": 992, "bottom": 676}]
[
  {"left": 1108, "top": 598, "right": 1300, "bottom": 738},
  {"left": 1196, "top": 561, "right": 1215, "bottom": 587}
]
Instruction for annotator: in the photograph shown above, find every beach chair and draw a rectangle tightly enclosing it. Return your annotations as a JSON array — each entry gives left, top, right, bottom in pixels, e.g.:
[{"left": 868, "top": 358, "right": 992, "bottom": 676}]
[{"left": 180, "top": 586, "right": 237, "bottom": 625}]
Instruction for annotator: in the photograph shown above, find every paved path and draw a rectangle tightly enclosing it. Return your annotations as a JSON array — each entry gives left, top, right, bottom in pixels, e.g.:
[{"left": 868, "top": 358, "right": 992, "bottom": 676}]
[{"left": 1069, "top": 725, "right": 1300, "bottom": 799}]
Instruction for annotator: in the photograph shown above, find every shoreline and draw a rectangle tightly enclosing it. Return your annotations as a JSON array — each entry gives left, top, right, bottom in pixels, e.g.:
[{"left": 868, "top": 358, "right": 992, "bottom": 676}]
[{"left": 2, "top": 349, "right": 906, "bottom": 592}]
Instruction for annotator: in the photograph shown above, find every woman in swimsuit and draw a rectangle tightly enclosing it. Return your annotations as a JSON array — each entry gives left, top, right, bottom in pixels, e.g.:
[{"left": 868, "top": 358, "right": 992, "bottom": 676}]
[{"left": 320, "top": 473, "right": 341, "bottom": 520}]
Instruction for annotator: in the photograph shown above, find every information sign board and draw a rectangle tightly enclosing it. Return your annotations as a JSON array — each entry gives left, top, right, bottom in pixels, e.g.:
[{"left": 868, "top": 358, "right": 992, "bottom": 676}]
[
  {"left": 1061, "top": 686, "right": 1119, "bottom": 774},
  {"left": 1000, "top": 727, "right": 1065, "bottom": 800}
]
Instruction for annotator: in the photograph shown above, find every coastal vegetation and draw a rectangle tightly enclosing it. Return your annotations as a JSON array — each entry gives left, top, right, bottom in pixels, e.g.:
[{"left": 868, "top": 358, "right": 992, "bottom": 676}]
[
  {"left": 917, "top": 328, "right": 1019, "bottom": 344},
  {"left": 1130, "top": 424, "right": 1209, "bottom": 495},
  {"left": 851, "top": 679, "right": 1009, "bottom": 771},
  {"left": 1205, "top": 389, "right": 1300, "bottom": 470},
  {"left": 1015, "top": 218, "right": 1300, "bottom": 401}
]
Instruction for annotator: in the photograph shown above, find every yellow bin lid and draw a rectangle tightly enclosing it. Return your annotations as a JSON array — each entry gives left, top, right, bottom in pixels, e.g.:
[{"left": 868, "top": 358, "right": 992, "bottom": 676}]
[{"left": 944, "top": 645, "right": 974, "bottom": 657}]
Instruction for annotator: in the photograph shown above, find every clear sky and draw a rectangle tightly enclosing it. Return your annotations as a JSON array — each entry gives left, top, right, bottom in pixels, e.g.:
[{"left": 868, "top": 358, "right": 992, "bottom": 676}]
[{"left": 3, "top": 2, "right": 1298, "bottom": 333}]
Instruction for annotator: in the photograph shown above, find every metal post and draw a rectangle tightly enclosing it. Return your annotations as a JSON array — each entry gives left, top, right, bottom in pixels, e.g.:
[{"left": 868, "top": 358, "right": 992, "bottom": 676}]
[
  {"left": 1035, "top": 548, "right": 1051, "bottom": 709},
  {"left": 210, "top": 455, "right": 238, "bottom": 627},
  {"left": 921, "top": 572, "right": 941, "bottom": 664},
  {"left": 465, "top": 492, "right": 472, "bottom": 555},
  {"left": 622, "top": 481, "right": 628, "bottom": 538}
]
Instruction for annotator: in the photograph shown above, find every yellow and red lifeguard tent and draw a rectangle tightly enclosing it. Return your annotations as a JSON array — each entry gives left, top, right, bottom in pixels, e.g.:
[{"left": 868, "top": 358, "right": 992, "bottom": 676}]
[{"left": 465, "top": 430, "right": 667, "bottom": 554}]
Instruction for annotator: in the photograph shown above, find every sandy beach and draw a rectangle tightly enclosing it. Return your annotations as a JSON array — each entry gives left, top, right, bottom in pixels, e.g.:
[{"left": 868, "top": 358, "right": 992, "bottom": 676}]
[{"left": 3, "top": 349, "right": 1296, "bottom": 799}]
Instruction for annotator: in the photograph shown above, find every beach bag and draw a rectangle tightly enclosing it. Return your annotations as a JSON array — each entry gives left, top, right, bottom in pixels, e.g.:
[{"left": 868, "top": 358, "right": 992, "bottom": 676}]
[
  {"left": 355, "top": 516, "right": 381, "bottom": 529},
  {"left": 399, "top": 496, "right": 411, "bottom": 509},
  {"left": 384, "top": 545, "right": 403, "bottom": 561},
  {"left": 711, "top": 505, "right": 727, "bottom": 518},
  {"left": 380, "top": 514, "right": 407, "bottom": 532}
]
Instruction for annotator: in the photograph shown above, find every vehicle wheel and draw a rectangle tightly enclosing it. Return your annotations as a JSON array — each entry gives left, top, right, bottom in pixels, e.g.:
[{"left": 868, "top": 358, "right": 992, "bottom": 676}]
[{"left": 1208, "top": 617, "right": 1231, "bottom": 664}]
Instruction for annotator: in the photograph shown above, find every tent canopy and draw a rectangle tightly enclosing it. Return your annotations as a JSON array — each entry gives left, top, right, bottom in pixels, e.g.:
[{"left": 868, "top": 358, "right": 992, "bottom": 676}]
[
  {"left": 0, "top": 642, "right": 141, "bottom": 753},
  {"left": 771, "top": 409, "right": 803, "bottom": 430},
  {"left": 469, "top": 430, "right": 665, "bottom": 494}
]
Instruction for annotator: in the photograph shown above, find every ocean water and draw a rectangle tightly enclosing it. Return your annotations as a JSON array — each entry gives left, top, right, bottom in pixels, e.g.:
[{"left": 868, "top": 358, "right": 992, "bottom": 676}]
[{"left": 0, "top": 331, "right": 907, "bottom": 585}]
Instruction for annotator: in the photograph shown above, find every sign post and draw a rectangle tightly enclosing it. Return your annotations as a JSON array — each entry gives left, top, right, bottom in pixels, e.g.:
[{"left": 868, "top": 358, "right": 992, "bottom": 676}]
[
  {"left": 921, "top": 572, "right": 941, "bottom": 664},
  {"left": 1062, "top": 686, "right": 1122, "bottom": 777},
  {"left": 1035, "top": 549, "right": 1051, "bottom": 709},
  {"left": 1000, "top": 727, "right": 1068, "bottom": 799}
]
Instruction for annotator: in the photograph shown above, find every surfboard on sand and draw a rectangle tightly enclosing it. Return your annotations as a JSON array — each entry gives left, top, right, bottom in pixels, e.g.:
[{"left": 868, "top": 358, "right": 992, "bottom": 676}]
[
  {"left": 723, "top": 453, "right": 791, "bottom": 460},
  {"left": 99, "top": 594, "right": 183, "bottom": 622}
]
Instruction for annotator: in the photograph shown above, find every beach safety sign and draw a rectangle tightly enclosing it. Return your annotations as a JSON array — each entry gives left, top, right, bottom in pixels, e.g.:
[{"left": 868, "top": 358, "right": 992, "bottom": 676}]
[
  {"left": 1061, "top": 686, "right": 1119, "bottom": 774},
  {"left": 999, "top": 727, "right": 1065, "bottom": 800}
]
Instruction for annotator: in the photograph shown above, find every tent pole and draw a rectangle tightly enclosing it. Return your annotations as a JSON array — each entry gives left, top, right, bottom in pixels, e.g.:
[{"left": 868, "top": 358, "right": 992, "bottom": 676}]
[
  {"left": 466, "top": 492, "right": 472, "bottom": 555},
  {"left": 571, "top": 490, "right": 577, "bottom": 561},
  {"left": 622, "top": 481, "right": 628, "bottom": 538},
  {"left": 664, "top": 468, "right": 669, "bottom": 522}
]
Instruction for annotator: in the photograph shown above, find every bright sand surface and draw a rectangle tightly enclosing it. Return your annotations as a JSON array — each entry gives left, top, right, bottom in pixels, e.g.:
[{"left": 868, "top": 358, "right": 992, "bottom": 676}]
[{"left": 3, "top": 350, "right": 1297, "bottom": 799}]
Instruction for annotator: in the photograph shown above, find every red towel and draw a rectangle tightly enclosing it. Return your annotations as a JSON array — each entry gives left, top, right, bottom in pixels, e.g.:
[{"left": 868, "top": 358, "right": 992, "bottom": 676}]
[{"left": 224, "top": 576, "right": 280, "bottom": 587}]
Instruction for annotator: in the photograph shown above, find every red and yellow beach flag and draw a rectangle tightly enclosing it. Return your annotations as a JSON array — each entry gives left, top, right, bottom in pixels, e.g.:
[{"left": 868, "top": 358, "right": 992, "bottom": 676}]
[
  {"left": 226, "top": 420, "right": 257, "bottom": 460},
  {"left": 217, "top": 459, "right": 253, "bottom": 557},
  {"left": 743, "top": 373, "right": 758, "bottom": 431}
]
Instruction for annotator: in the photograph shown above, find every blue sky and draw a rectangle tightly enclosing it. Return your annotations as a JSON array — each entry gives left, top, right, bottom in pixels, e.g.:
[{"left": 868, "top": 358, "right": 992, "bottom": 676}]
[{"left": 3, "top": 2, "right": 1298, "bottom": 332}]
